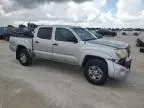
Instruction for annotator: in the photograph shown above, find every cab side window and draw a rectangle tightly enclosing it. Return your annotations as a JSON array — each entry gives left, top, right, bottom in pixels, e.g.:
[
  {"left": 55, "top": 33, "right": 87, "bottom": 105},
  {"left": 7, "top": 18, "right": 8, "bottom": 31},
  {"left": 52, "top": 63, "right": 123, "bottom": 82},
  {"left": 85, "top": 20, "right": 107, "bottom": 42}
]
[{"left": 55, "top": 28, "right": 77, "bottom": 42}]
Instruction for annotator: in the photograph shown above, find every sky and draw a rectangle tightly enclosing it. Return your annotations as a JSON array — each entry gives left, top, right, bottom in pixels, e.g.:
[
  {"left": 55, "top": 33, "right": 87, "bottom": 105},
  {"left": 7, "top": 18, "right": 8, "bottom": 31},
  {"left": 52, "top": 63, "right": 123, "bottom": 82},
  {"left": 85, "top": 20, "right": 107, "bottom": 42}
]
[{"left": 0, "top": 0, "right": 144, "bottom": 28}]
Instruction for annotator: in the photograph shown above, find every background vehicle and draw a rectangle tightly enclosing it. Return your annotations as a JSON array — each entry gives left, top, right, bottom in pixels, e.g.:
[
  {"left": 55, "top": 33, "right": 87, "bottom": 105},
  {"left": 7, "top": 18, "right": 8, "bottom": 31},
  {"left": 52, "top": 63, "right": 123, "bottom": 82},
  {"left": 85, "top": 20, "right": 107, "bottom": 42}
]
[
  {"left": 10, "top": 25, "right": 131, "bottom": 85},
  {"left": 4, "top": 26, "right": 16, "bottom": 41},
  {"left": 0, "top": 27, "right": 7, "bottom": 39},
  {"left": 87, "top": 29, "right": 103, "bottom": 39},
  {"left": 94, "top": 32, "right": 103, "bottom": 39},
  {"left": 122, "top": 29, "right": 140, "bottom": 36},
  {"left": 96, "top": 29, "right": 117, "bottom": 37}
]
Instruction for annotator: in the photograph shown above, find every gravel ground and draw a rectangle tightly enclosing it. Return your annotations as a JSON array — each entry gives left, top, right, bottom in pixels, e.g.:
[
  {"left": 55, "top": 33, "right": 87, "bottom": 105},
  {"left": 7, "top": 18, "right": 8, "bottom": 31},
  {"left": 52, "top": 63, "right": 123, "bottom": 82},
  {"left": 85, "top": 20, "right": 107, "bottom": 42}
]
[{"left": 0, "top": 34, "right": 144, "bottom": 108}]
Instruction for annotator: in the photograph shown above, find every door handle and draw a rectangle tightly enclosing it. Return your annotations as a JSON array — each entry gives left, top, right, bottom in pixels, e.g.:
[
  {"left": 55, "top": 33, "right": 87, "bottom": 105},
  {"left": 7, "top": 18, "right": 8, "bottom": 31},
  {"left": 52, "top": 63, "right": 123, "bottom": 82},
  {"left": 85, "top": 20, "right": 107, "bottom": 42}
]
[
  {"left": 52, "top": 43, "right": 58, "bottom": 46},
  {"left": 35, "top": 41, "right": 39, "bottom": 43}
]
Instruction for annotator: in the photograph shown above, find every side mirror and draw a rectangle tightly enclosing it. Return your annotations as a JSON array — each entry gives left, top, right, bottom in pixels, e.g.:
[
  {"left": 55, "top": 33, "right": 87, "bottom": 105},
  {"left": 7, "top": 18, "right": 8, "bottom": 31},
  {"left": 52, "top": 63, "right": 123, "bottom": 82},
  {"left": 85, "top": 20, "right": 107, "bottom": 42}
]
[
  {"left": 68, "top": 38, "right": 78, "bottom": 43},
  {"left": 73, "top": 39, "right": 78, "bottom": 43}
]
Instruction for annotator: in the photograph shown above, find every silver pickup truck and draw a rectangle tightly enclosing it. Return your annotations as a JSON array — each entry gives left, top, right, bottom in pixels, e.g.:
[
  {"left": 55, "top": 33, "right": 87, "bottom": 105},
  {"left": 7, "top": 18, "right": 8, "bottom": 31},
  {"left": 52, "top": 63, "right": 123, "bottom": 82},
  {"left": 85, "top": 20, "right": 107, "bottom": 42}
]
[{"left": 10, "top": 25, "right": 132, "bottom": 85}]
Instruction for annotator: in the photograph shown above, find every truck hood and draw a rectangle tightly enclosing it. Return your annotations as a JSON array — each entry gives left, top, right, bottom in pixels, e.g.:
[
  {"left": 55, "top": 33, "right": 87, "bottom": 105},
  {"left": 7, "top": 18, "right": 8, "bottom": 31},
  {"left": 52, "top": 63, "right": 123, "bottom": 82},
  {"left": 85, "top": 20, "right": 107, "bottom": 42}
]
[{"left": 87, "top": 39, "right": 128, "bottom": 49}]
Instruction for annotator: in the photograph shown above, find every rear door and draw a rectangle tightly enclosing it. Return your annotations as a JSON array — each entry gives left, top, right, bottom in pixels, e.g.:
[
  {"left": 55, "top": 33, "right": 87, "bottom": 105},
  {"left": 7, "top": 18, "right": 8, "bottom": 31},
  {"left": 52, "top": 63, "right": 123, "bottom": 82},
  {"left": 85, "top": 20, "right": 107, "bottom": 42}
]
[{"left": 33, "top": 27, "right": 53, "bottom": 59}]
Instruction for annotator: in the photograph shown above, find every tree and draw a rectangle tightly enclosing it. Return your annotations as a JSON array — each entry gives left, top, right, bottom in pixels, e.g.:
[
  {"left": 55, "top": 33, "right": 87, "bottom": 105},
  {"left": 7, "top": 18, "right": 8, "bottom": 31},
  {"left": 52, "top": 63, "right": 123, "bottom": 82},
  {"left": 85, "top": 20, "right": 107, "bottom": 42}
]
[
  {"left": 7, "top": 25, "right": 15, "bottom": 28},
  {"left": 19, "top": 24, "right": 26, "bottom": 28}
]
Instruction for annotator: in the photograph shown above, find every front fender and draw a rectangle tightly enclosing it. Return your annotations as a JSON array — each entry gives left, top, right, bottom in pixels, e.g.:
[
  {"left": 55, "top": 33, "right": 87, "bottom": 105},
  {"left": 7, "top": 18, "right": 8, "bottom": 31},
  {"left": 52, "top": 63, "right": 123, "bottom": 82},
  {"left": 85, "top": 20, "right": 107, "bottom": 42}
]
[
  {"left": 78, "top": 49, "right": 115, "bottom": 66},
  {"left": 78, "top": 52, "right": 116, "bottom": 78}
]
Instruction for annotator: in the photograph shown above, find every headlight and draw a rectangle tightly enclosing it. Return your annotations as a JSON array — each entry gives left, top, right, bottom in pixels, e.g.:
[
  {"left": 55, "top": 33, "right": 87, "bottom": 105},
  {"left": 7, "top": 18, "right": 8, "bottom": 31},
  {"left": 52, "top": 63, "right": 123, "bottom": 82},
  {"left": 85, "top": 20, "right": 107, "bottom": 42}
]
[{"left": 115, "top": 49, "right": 128, "bottom": 59}]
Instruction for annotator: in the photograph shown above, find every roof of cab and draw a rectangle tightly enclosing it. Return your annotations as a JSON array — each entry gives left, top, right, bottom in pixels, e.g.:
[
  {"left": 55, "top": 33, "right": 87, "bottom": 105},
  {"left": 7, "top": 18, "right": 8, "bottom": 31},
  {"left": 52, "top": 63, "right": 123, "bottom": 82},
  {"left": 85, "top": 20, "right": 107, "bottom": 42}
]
[{"left": 38, "top": 25, "right": 81, "bottom": 28}]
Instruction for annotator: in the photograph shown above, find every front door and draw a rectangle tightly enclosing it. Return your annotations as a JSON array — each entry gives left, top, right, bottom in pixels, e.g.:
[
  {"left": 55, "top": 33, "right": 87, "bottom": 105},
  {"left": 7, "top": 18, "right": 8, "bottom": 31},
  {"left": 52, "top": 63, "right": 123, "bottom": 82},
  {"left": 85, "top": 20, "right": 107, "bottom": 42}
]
[
  {"left": 33, "top": 27, "right": 53, "bottom": 59},
  {"left": 53, "top": 28, "right": 79, "bottom": 65}
]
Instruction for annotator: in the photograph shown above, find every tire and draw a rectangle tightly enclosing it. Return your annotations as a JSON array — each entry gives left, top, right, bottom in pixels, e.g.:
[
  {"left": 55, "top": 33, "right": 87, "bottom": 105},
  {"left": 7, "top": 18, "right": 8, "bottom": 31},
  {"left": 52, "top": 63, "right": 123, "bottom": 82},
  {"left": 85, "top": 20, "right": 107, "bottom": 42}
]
[
  {"left": 0, "top": 36, "right": 3, "bottom": 39},
  {"left": 5, "top": 36, "right": 9, "bottom": 41},
  {"left": 18, "top": 49, "right": 33, "bottom": 66},
  {"left": 140, "top": 48, "right": 144, "bottom": 53},
  {"left": 112, "top": 34, "right": 116, "bottom": 37},
  {"left": 134, "top": 33, "right": 138, "bottom": 36},
  {"left": 122, "top": 32, "right": 126, "bottom": 35},
  {"left": 84, "top": 59, "right": 108, "bottom": 85}
]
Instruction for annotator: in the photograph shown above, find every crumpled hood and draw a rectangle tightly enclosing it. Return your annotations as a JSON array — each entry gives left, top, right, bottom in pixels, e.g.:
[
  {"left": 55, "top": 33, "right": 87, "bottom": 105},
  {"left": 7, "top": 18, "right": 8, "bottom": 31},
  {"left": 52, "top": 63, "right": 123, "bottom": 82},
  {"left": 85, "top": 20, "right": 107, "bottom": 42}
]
[{"left": 87, "top": 39, "right": 128, "bottom": 49}]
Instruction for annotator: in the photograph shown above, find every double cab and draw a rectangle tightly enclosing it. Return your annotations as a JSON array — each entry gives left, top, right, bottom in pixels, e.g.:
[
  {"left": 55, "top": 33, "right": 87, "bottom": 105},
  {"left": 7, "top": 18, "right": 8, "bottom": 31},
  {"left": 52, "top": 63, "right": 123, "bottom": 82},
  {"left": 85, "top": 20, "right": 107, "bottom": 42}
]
[{"left": 10, "top": 25, "right": 132, "bottom": 85}]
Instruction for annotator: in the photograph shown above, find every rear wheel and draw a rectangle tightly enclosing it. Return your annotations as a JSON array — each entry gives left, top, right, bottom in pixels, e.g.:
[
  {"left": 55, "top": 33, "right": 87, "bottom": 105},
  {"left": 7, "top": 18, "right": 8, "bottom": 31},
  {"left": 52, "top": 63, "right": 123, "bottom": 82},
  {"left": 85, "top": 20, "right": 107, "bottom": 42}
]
[
  {"left": 84, "top": 59, "right": 108, "bottom": 85},
  {"left": 19, "top": 49, "right": 33, "bottom": 66},
  {"left": 0, "top": 36, "right": 4, "bottom": 39},
  {"left": 5, "top": 36, "right": 9, "bottom": 41}
]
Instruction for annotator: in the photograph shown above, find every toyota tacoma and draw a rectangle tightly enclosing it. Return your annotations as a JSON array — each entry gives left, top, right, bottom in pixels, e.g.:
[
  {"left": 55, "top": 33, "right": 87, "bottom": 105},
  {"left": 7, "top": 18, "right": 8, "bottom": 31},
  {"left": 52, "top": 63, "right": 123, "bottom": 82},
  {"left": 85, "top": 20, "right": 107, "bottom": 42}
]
[{"left": 10, "top": 25, "right": 132, "bottom": 85}]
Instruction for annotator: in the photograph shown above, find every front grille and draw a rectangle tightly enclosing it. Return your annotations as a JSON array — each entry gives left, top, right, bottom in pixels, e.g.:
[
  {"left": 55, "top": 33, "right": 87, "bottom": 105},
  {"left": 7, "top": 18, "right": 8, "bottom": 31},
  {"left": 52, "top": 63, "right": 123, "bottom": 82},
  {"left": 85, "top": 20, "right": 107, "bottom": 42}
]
[
  {"left": 118, "top": 59, "right": 126, "bottom": 66},
  {"left": 118, "top": 58, "right": 132, "bottom": 69}
]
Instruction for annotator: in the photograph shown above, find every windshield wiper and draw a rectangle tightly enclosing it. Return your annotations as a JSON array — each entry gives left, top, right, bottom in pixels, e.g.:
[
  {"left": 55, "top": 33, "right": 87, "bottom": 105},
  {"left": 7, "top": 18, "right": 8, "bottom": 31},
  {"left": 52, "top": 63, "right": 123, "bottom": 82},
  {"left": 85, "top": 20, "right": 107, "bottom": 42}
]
[{"left": 83, "top": 38, "right": 96, "bottom": 41}]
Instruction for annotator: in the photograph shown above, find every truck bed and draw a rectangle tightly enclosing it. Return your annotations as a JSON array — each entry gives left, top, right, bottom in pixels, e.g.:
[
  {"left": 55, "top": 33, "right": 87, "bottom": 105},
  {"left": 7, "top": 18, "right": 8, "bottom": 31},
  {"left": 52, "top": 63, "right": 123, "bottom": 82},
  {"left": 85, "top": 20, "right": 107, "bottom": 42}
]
[{"left": 10, "top": 36, "right": 32, "bottom": 52}]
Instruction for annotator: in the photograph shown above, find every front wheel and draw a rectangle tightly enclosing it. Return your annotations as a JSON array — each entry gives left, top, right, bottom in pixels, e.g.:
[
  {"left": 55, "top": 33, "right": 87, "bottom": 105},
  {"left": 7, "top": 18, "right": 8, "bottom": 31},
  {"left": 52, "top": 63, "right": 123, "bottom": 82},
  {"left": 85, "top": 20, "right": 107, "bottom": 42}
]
[
  {"left": 84, "top": 59, "right": 108, "bottom": 85},
  {"left": 19, "top": 49, "right": 33, "bottom": 66}
]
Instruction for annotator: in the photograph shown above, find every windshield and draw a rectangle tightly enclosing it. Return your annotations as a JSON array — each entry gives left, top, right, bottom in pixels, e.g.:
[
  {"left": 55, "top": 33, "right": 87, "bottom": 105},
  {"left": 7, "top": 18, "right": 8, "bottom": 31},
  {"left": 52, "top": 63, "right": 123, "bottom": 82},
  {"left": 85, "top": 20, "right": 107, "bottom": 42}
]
[{"left": 72, "top": 28, "right": 96, "bottom": 41}]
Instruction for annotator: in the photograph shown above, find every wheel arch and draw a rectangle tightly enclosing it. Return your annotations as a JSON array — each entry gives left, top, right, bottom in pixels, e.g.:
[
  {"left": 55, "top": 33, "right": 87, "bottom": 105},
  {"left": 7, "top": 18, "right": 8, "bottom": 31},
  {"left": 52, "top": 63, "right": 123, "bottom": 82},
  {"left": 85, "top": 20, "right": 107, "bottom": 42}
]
[
  {"left": 16, "top": 45, "right": 27, "bottom": 59},
  {"left": 83, "top": 55, "right": 109, "bottom": 85},
  {"left": 81, "top": 55, "right": 108, "bottom": 69}
]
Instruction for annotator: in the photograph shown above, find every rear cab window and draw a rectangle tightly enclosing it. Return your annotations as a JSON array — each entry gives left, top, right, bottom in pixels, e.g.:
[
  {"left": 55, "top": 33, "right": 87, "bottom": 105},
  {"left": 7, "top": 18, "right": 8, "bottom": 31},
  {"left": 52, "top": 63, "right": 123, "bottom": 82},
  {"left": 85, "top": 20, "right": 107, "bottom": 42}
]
[{"left": 37, "top": 27, "right": 53, "bottom": 39}]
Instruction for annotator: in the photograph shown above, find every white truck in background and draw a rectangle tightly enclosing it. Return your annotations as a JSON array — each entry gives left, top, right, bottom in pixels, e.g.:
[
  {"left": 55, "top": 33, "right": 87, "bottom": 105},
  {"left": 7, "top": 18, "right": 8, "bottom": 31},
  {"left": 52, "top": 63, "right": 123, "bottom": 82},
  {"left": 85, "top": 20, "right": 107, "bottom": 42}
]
[{"left": 10, "top": 25, "right": 132, "bottom": 85}]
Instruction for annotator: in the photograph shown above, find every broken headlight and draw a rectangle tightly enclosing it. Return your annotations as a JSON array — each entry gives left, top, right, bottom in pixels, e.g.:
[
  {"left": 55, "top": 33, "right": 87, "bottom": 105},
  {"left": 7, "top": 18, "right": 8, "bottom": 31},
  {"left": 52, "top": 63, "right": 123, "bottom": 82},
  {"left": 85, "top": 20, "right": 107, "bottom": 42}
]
[{"left": 115, "top": 49, "right": 128, "bottom": 59}]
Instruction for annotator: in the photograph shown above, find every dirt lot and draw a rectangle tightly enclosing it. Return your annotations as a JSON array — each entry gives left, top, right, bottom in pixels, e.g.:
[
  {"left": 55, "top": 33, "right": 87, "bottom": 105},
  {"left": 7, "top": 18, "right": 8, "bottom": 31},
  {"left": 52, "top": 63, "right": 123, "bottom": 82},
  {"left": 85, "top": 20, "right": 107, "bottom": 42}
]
[
  {"left": 0, "top": 76, "right": 48, "bottom": 108},
  {"left": 0, "top": 34, "right": 144, "bottom": 108}
]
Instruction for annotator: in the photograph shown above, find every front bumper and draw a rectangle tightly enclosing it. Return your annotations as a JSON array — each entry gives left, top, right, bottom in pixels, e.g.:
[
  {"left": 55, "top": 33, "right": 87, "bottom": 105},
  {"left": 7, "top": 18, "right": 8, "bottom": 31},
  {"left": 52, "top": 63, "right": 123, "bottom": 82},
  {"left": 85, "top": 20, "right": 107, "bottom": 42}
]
[
  {"left": 106, "top": 58, "right": 132, "bottom": 79},
  {"left": 114, "top": 59, "right": 132, "bottom": 79}
]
